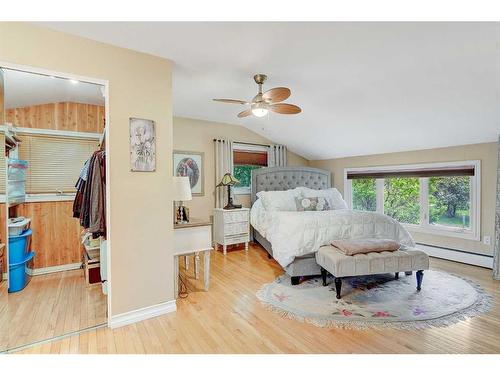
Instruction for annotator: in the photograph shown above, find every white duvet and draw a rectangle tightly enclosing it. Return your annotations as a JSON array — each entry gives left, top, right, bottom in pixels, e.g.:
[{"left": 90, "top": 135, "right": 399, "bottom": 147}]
[{"left": 250, "top": 199, "right": 415, "bottom": 268}]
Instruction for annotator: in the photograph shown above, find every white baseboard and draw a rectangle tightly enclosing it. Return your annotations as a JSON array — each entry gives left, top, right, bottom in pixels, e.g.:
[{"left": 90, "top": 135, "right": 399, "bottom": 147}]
[
  {"left": 109, "top": 300, "right": 177, "bottom": 329},
  {"left": 416, "top": 243, "right": 493, "bottom": 269},
  {"left": 27, "top": 262, "right": 82, "bottom": 276}
]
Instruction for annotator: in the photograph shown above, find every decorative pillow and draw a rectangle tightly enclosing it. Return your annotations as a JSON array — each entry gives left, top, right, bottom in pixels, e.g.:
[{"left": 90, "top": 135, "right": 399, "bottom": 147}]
[
  {"left": 298, "top": 187, "right": 348, "bottom": 210},
  {"left": 256, "top": 188, "right": 302, "bottom": 211},
  {"left": 295, "top": 196, "right": 331, "bottom": 211}
]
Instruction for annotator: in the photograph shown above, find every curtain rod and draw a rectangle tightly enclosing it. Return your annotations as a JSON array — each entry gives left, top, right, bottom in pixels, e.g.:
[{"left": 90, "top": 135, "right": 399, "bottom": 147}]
[{"left": 213, "top": 139, "right": 270, "bottom": 148}]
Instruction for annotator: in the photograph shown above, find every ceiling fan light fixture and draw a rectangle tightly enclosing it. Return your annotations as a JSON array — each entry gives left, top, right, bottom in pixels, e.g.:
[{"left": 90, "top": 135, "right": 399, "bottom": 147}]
[
  {"left": 213, "top": 74, "right": 301, "bottom": 118},
  {"left": 251, "top": 102, "right": 269, "bottom": 117}
]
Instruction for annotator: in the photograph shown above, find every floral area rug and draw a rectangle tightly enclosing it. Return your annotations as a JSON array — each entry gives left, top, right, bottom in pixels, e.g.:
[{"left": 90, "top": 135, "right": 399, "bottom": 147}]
[{"left": 256, "top": 270, "right": 492, "bottom": 329}]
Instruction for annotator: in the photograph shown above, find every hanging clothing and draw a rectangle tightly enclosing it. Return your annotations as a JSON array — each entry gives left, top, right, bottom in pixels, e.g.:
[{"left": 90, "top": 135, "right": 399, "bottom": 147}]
[
  {"left": 87, "top": 151, "right": 106, "bottom": 236},
  {"left": 73, "top": 150, "right": 106, "bottom": 237}
]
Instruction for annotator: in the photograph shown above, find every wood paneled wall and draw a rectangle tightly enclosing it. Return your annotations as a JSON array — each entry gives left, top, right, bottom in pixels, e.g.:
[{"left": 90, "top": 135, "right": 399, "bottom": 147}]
[
  {"left": 2, "top": 101, "right": 104, "bottom": 270},
  {"left": 5, "top": 102, "right": 105, "bottom": 133},
  {"left": 12, "top": 201, "right": 82, "bottom": 269}
]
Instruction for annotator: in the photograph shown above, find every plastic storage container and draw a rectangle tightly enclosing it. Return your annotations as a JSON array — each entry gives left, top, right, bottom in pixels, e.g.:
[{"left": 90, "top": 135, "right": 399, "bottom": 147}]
[
  {"left": 8, "top": 217, "right": 31, "bottom": 236},
  {"left": 7, "top": 159, "right": 28, "bottom": 204},
  {"left": 9, "top": 251, "right": 35, "bottom": 293},
  {"left": 7, "top": 159, "right": 28, "bottom": 181},
  {"left": 9, "top": 229, "right": 33, "bottom": 264}
]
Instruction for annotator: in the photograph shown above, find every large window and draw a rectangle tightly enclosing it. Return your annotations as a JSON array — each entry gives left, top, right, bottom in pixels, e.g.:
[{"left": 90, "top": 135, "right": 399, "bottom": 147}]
[
  {"left": 429, "top": 176, "right": 471, "bottom": 229},
  {"left": 352, "top": 178, "right": 376, "bottom": 211},
  {"left": 233, "top": 143, "right": 268, "bottom": 194},
  {"left": 384, "top": 177, "right": 420, "bottom": 225},
  {"left": 345, "top": 161, "right": 479, "bottom": 240}
]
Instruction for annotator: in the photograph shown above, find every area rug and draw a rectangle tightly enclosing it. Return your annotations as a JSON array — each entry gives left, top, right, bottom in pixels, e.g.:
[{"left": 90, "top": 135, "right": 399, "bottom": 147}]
[{"left": 256, "top": 270, "right": 492, "bottom": 330}]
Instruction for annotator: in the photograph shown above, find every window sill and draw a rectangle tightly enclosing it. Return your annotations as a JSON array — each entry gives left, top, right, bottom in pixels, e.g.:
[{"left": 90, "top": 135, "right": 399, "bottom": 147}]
[
  {"left": 26, "top": 194, "right": 76, "bottom": 203},
  {"left": 404, "top": 223, "right": 479, "bottom": 241},
  {"left": 234, "top": 187, "right": 251, "bottom": 195},
  {"left": 0, "top": 194, "right": 76, "bottom": 203}
]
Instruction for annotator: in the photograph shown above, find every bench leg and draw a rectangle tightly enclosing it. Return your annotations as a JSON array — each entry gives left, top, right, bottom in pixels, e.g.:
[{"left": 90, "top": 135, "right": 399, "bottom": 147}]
[
  {"left": 321, "top": 267, "right": 328, "bottom": 286},
  {"left": 334, "top": 277, "right": 342, "bottom": 299},
  {"left": 416, "top": 270, "right": 424, "bottom": 291},
  {"left": 291, "top": 276, "right": 300, "bottom": 286},
  {"left": 395, "top": 272, "right": 399, "bottom": 280}
]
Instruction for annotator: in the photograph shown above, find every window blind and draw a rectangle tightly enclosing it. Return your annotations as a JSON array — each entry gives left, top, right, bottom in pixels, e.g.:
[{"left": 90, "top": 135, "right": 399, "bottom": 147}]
[
  {"left": 18, "top": 134, "right": 98, "bottom": 194},
  {"left": 234, "top": 150, "right": 268, "bottom": 166},
  {"left": 347, "top": 165, "right": 475, "bottom": 180},
  {"left": 0, "top": 133, "right": 5, "bottom": 194}
]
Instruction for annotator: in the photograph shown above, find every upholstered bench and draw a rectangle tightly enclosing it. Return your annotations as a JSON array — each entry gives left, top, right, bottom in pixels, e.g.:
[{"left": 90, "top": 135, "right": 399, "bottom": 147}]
[{"left": 315, "top": 245, "right": 429, "bottom": 299}]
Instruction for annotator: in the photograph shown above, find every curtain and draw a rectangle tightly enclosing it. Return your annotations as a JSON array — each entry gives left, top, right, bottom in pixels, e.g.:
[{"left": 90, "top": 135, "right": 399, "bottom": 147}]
[
  {"left": 267, "top": 144, "right": 287, "bottom": 167},
  {"left": 214, "top": 138, "right": 234, "bottom": 208},
  {"left": 493, "top": 135, "right": 500, "bottom": 280}
]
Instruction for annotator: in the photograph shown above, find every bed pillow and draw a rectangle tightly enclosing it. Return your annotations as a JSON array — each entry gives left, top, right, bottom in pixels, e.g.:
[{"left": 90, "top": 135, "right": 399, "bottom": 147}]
[
  {"left": 299, "top": 187, "right": 348, "bottom": 210},
  {"left": 295, "top": 196, "right": 331, "bottom": 211},
  {"left": 256, "top": 188, "right": 302, "bottom": 211}
]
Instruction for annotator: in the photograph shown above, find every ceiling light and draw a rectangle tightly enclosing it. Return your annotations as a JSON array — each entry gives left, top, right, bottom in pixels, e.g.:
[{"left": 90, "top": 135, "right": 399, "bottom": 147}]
[{"left": 251, "top": 102, "right": 269, "bottom": 117}]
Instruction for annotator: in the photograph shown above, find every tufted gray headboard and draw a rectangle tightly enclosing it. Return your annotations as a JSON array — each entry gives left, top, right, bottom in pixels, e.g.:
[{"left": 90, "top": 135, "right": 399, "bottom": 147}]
[{"left": 251, "top": 166, "right": 332, "bottom": 204}]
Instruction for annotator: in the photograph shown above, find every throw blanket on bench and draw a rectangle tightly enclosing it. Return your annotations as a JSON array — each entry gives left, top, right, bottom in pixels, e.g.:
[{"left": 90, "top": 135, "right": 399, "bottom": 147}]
[{"left": 331, "top": 238, "right": 400, "bottom": 256}]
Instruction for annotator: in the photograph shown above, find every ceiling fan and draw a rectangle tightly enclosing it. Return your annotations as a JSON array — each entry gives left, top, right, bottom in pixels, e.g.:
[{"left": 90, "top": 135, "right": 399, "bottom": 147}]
[{"left": 213, "top": 74, "right": 302, "bottom": 118}]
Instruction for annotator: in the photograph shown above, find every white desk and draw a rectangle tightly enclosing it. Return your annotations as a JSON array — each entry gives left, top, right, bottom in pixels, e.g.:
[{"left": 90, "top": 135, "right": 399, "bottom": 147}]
[{"left": 173, "top": 219, "right": 213, "bottom": 297}]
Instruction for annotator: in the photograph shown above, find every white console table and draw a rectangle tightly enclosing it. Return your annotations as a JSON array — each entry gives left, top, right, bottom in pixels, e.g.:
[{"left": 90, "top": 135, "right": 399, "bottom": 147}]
[{"left": 173, "top": 219, "right": 213, "bottom": 298}]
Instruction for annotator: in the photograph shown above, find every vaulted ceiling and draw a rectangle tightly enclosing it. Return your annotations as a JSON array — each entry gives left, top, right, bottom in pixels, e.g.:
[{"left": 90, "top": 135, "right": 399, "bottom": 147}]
[{"left": 39, "top": 22, "right": 500, "bottom": 160}]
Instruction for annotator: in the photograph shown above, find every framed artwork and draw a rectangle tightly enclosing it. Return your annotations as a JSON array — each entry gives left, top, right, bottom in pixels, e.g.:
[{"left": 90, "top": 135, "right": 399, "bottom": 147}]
[
  {"left": 130, "top": 117, "right": 156, "bottom": 172},
  {"left": 173, "top": 150, "right": 204, "bottom": 196}
]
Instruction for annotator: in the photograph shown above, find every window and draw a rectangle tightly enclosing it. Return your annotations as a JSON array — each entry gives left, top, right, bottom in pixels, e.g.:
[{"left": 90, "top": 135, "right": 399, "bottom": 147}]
[
  {"left": 18, "top": 134, "right": 99, "bottom": 194},
  {"left": 352, "top": 178, "right": 376, "bottom": 211},
  {"left": 384, "top": 177, "right": 420, "bottom": 225},
  {"left": 429, "top": 176, "right": 471, "bottom": 229},
  {"left": 344, "top": 161, "right": 480, "bottom": 240},
  {"left": 233, "top": 143, "right": 268, "bottom": 194}
]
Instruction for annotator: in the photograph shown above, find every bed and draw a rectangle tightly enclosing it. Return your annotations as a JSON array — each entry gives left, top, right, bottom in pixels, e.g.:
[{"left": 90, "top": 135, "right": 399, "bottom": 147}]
[
  {"left": 250, "top": 166, "right": 415, "bottom": 285},
  {"left": 251, "top": 166, "right": 332, "bottom": 283}
]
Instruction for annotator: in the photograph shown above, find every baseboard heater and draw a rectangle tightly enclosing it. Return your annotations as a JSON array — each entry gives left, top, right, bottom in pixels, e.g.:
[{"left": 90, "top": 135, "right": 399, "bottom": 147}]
[{"left": 416, "top": 243, "right": 493, "bottom": 269}]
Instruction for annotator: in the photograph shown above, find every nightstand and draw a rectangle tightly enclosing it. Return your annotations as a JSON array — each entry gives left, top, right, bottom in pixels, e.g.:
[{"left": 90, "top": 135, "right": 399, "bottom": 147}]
[{"left": 213, "top": 208, "right": 250, "bottom": 255}]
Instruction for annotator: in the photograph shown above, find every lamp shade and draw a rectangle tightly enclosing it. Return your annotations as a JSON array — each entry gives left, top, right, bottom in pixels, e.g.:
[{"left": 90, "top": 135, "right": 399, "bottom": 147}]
[
  {"left": 172, "top": 176, "right": 192, "bottom": 201},
  {"left": 216, "top": 173, "right": 239, "bottom": 187}
]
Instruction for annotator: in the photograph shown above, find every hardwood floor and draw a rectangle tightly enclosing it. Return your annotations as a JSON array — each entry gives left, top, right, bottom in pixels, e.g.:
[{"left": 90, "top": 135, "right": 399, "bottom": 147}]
[
  {"left": 11, "top": 243, "right": 500, "bottom": 354},
  {"left": 0, "top": 268, "right": 107, "bottom": 352}
]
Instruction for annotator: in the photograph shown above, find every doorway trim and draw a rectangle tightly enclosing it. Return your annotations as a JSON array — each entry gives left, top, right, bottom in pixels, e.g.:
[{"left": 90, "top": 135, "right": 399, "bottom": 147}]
[{"left": 0, "top": 60, "right": 113, "bottom": 325}]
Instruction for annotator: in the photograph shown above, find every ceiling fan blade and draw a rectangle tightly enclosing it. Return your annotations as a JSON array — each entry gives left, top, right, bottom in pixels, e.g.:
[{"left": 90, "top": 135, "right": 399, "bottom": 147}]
[
  {"left": 269, "top": 103, "right": 302, "bottom": 115},
  {"left": 213, "top": 98, "right": 249, "bottom": 105},
  {"left": 262, "top": 87, "right": 291, "bottom": 103},
  {"left": 237, "top": 109, "right": 253, "bottom": 118}
]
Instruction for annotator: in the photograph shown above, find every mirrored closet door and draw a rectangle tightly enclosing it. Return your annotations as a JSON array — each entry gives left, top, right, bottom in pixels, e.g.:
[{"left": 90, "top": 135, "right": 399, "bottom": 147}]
[
  {"left": 0, "top": 67, "right": 108, "bottom": 352},
  {"left": 0, "top": 67, "right": 8, "bottom": 353}
]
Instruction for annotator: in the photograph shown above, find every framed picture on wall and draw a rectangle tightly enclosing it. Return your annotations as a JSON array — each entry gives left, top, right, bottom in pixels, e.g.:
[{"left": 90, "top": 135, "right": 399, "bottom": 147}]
[
  {"left": 173, "top": 150, "right": 204, "bottom": 196},
  {"left": 130, "top": 117, "right": 156, "bottom": 172}
]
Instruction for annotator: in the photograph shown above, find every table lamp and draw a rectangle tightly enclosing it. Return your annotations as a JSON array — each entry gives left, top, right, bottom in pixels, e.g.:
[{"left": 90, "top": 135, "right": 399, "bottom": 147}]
[
  {"left": 173, "top": 176, "right": 192, "bottom": 224},
  {"left": 216, "top": 172, "right": 241, "bottom": 210}
]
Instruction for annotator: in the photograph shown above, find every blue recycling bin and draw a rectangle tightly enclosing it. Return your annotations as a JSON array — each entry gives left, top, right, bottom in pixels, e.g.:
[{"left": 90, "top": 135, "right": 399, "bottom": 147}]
[
  {"left": 9, "top": 229, "right": 32, "bottom": 263},
  {"left": 8, "top": 229, "right": 35, "bottom": 293},
  {"left": 8, "top": 251, "right": 35, "bottom": 293}
]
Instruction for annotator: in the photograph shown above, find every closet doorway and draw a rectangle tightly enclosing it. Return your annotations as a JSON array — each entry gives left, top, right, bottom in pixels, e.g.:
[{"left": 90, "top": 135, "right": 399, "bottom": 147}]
[{"left": 0, "top": 65, "right": 109, "bottom": 352}]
